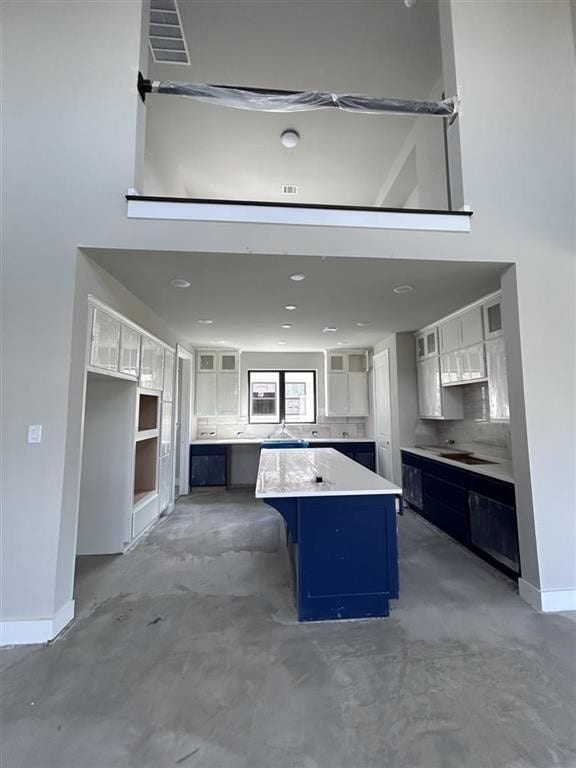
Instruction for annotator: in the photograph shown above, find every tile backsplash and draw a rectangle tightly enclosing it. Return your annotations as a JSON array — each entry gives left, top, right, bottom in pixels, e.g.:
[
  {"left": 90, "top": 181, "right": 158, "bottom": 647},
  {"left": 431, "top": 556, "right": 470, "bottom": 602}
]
[
  {"left": 195, "top": 414, "right": 368, "bottom": 440},
  {"left": 414, "top": 382, "right": 512, "bottom": 460}
]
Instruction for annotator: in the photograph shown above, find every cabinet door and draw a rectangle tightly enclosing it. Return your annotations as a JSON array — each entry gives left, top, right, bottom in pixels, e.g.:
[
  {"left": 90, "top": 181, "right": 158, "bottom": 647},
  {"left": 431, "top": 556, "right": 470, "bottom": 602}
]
[
  {"left": 163, "top": 350, "right": 175, "bottom": 401},
  {"left": 418, "top": 358, "right": 441, "bottom": 418},
  {"left": 140, "top": 338, "right": 164, "bottom": 390},
  {"left": 440, "top": 351, "right": 460, "bottom": 385},
  {"left": 159, "top": 453, "right": 172, "bottom": 512},
  {"left": 459, "top": 343, "right": 486, "bottom": 381},
  {"left": 119, "top": 325, "right": 140, "bottom": 378},
  {"left": 90, "top": 307, "right": 120, "bottom": 371},
  {"left": 439, "top": 317, "right": 461, "bottom": 353},
  {"left": 402, "top": 464, "right": 422, "bottom": 510},
  {"left": 160, "top": 401, "right": 173, "bottom": 456},
  {"left": 460, "top": 307, "right": 484, "bottom": 347},
  {"left": 327, "top": 373, "right": 349, "bottom": 416},
  {"left": 196, "top": 372, "right": 217, "bottom": 416},
  {"left": 217, "top": 373, "right": 239, "bottom": 415},
  {"left": 328, "top": 353, "right": 346, "bottom": 373},
  {"left": 486, "top": 337, "right": 510, "bottom": 421},
  {"left": 469, "top": 491, "right": 519, "bottom": 573},
  {"left": 348, "top": 353, "right": 367, "bottom": 373},
  {"left": 484, "top": 298, "right": 503, "bottom": 339},
  {"left": 348, "top": 373, "right": 368, "bottom": 416},
  {"left": 219, "top": 352, "right": 238, "bottom": 372},
  {"left": 198, "top": 352, "right": 216, "bottom": 372},
  {"left": 415, "top": 334, "right": 426, "bottom": 360},
  {"left": 425, "top": 329, "right": 438, "bottom": 357}
]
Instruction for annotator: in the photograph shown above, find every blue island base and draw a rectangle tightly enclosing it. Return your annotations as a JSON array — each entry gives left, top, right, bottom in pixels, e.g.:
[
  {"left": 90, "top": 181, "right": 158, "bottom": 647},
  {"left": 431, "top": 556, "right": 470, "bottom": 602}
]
[{"left": 265, "top": 494, "right": 399, "bottom": 622}]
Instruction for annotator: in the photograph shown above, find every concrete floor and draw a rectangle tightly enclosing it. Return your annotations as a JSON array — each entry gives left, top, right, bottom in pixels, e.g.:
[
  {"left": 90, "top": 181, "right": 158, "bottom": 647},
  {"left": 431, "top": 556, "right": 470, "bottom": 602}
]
[{"left": 2, "top": 489, "right": 575, "bottom": 768}]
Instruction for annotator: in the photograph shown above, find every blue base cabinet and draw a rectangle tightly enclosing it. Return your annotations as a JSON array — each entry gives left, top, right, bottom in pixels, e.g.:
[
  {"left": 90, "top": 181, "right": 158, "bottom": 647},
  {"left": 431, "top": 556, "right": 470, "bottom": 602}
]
[
  {"left": 265, "top": 494, "right": 399, "bottom": 622},
  {"left": 190, "top": 445, "right": 228, "bottom": 487},
  {"left": 401, "top": 451, "right": 519, "bottom": 579},
  {"left": 313, "top": 442, "right": 376, "bottom": 472}
]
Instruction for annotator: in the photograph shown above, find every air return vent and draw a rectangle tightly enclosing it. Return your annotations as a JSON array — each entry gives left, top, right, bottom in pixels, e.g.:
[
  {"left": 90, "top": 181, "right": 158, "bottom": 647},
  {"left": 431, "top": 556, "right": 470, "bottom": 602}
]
[
  {"left": 149, "top": 0, "right": 189, "bottom": 65},
  {"left": 282, "top": 184, "right": 298, "bottom": 196}
]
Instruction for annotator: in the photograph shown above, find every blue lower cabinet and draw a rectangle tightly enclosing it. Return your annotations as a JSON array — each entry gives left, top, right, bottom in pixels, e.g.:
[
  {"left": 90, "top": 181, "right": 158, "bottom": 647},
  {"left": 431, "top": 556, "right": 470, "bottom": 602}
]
[
  {"left": 401, "top": 452, "right": 519, "bottom": 579},
  {"left": 266, "top": 493, "right": 399, "bottom": 622},
  {"left": 190, "top": 445, "right": 227, "bottom": 487},
  {"left": 353, "top": 446, "right": 376, "bottom": 472},
  {"left": 313, "top": 442, "right": 376, "bottom": 471}
]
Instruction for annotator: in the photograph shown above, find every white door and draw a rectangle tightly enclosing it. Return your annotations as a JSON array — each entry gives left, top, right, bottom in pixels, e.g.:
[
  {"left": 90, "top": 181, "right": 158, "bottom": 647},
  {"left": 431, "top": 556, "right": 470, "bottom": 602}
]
[
  {"left": 327, "top": 373, "right": 349, "bottom": 416},
  {"left": 373, "top": 350, "right": 393, "bottom": 481},
  {"left": 217, "top": 373, "right": 239, "bottom": 415}
]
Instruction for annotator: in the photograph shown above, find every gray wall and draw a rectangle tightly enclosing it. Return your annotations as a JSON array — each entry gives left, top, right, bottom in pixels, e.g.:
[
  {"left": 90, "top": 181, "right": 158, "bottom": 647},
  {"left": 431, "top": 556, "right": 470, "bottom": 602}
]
[{"left": 2, "top": 0, "right": 575, "bottom": 631}]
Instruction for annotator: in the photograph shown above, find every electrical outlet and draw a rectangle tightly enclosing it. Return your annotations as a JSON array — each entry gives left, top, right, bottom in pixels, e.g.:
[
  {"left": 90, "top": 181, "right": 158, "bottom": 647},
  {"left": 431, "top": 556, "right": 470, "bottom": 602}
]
[{"left": 27, "top": 425, "right": 42, "bottom": 444}]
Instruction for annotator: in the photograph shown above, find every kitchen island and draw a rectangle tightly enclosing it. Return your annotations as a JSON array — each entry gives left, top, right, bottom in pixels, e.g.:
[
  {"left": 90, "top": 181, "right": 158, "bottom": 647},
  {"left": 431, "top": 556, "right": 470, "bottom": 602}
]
[{"left": 256, "top": 448, "right": 402, "bottom": 622}]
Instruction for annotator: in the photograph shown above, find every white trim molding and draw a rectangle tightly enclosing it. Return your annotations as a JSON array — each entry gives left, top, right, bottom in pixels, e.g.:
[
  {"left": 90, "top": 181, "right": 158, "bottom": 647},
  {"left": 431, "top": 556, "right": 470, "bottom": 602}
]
[
  {"left": 518, "top": 579, "right": 576, "bottom": 612},
  {"left": 127, "top": 199, "right": 472, "bottom": 234},
  {"left": 0, "top": 600, "right": 75, "bottom": 647}
]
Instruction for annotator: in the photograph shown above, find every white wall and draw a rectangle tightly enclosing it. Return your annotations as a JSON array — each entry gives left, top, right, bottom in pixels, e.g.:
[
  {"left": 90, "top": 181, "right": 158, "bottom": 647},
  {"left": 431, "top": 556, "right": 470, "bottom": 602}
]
[{"left": 2, "top": 0, "right": 575, "bottom": 640}]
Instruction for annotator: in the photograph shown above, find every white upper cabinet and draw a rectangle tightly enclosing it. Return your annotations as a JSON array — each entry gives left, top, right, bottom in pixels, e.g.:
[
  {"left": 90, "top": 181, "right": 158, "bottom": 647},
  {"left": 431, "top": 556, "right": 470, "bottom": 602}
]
[
  {"left": 119, "top": 324, "right": 140, "bottom": 378},
  {"left": 439, "top": 307, "right": 484, "bottom": 353},
  {"left": 486, "top": 337, "right": 510, "bottom": 421},
  {"left": 483, "top": 296, "right": 503, "bottom": 338},
  {"left": 140, "top": 337, "right": 164, "bottom": 390},
  {"left": 195, "top": 349, "right": 239, "bottom": 416},
  {"left": 217, "top": 373, "right": 239, "bottom": 416},
  {"left": 325, "top": 350, "right": 369, "bottom": 416},
  {"left": 90, "top": 307, "right": 120, "bottom": 371},
  {"left": 196, "top": 372, "right": 218, "bottom": 416},
  {"left": 163, "top": 349, "right": 175, "bottom": 402},
  {"left": 416, "top": 328, "right": 438, "bottom": 359},
  {"left": 460, "top": 307, "right": 484, "bottom": 347},
  {"left": 418, "top": 357, "right": 463, "bottom": 420}
]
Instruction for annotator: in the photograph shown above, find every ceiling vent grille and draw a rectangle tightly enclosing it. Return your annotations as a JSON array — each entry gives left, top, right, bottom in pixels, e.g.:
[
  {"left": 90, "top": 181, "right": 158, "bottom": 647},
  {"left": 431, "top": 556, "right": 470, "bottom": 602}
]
[
  {"left": 282, "top": 184, "right": 298, "bottom": 196},
  {"left": 149, "top": 0, "right": 190, "bottom": 65}
]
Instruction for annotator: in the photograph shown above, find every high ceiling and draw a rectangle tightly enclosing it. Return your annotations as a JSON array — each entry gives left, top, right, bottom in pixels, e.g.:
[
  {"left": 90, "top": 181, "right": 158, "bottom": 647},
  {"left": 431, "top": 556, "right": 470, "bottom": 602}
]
[
  {"left": 87, "top": 249, "right": 505, "bottom": 351},
  {"left": 144, "top": 0, "right": 445, "bottom": 205}
]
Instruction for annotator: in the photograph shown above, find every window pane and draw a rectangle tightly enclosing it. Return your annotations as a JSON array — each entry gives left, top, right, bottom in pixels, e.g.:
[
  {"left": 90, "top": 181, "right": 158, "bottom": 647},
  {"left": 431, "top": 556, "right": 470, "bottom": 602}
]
[
  {"left": 249, "top": 372, "right": 280, "bottom": 423},
  {"left": 284, "top": 371, "right": 315, "bottom": 423}
]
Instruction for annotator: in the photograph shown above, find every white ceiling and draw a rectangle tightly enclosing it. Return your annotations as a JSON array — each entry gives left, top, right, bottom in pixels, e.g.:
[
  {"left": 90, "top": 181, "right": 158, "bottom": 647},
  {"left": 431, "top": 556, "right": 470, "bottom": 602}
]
[
  {"left": 87, "top": 249, "right": 505, "bottom": 351},
  {"left": 144, "top": 0, "right": 444, "bottom": 205}
]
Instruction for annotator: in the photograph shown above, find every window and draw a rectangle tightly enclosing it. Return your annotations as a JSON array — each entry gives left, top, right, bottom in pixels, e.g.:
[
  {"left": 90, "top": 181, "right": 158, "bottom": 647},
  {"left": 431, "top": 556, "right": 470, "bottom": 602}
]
[{"left": 248, "top": 370, "right": 316, "bottom": 424}]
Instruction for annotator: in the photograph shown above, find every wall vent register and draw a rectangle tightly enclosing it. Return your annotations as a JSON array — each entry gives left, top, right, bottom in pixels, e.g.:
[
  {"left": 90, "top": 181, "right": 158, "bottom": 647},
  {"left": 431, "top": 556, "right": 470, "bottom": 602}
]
[{"left": 149, "top": 0, "right": 190, "bottom": 65}]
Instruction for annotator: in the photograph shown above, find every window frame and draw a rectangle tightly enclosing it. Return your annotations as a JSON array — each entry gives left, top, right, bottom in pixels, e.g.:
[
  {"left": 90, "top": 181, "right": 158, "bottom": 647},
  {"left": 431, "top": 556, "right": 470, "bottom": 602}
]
[{"left": 248, "top": 369, "right": 317, "bottom": 425}]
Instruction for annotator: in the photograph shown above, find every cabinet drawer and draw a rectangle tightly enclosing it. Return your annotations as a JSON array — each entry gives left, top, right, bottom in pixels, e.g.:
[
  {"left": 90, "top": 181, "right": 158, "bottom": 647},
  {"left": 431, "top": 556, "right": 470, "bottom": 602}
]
[
  {"left": 423, "top": 495, "right": 470, "bottom": 545},
  {"left": 423, "top": 474, "right": 467, "bottom": 510},
  {"left": 421, "top": 458, "right": 467, "bottom": 487},
  {"left": 467, "top": 473, "right": 515, "bottom": 507},
  {"left": 401, "top": 451, "right": 422, "bottom": 469}
]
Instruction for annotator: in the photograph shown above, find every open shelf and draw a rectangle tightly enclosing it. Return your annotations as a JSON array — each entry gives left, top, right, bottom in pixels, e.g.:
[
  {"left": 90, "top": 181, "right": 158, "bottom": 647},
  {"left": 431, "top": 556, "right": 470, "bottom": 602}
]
[
  {"left": 134, "top": 436, "right": 158, "bottom": 507},
  {"left": 136, "top": 428, "right": 159, "bottom": 442},
  {"left": 138, "top": 393, "right": 159, "bottom": 432}
]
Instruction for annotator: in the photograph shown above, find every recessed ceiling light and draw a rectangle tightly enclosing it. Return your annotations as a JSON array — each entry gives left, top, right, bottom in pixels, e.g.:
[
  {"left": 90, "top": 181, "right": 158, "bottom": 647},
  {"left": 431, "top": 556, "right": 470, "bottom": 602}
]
[
  {"left": 290, "top": 273, "right": 305, "bottom": 282},
  {"left": 281, "top": 324, "right": 292, "bottom": 329},
  {"left": 393, "top": 285, "right": 414, "bottom": 294},
  {"left": 170, "top": 278, "right": 190, "bottom": 288},
  {"left": 281, "top": 130, "right": 300, "bottom": 149},
  {"left": 323, "top": 327, "right": 338, "bottom": 333},
  {"left": 285, "top": 304, "right": 297, "bottom": 311},
  {"left": 277, "top": 340, "right": 288, "bottom": 345},
  {"left": 356, "top": 321, "right": 371, "bottom": 327},
  {"left": 198, "top": 319, "right": 213, "bottom": 325}
]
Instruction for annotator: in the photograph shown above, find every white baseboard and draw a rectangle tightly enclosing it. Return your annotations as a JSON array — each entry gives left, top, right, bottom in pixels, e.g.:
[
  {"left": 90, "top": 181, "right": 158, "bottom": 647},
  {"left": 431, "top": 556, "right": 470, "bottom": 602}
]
[
  {"left": 518, "top": 579, "right": 576, "bottom": 612},
  {"left": 0, "top": 599, "right": 75, "bottom": 647}
]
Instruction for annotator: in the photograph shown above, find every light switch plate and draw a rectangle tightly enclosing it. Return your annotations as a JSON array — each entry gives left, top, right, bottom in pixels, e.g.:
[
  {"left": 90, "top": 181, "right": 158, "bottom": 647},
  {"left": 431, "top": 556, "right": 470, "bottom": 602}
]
[{"left": 27, "top": 425, "right": 42, "bottom": 444}]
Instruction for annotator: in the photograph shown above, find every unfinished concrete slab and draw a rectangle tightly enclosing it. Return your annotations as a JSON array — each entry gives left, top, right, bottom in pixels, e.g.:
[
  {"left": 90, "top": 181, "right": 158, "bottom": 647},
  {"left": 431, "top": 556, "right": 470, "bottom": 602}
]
[{"left": 2, "top": 489, "right": 575, "bottom": 768}]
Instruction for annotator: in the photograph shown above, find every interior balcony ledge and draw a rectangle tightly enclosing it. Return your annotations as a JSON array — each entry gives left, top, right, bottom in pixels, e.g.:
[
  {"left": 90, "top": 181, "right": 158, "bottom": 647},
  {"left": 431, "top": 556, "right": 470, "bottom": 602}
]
[{"left": 126, "top": 195, "right": 472, "bottom": 233}]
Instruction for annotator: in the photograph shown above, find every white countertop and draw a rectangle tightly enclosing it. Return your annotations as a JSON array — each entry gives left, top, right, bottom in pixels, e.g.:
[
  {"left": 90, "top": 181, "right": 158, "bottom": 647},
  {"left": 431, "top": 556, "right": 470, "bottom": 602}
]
[
  {"left": 256, "top": 448, "right": 402, "bottom": 498},
  {"left": 400, "top": 447, "right": 514, "bottom": 484},
  {"left": 192, "top": 437, "right": 375, "bottom": 446}
]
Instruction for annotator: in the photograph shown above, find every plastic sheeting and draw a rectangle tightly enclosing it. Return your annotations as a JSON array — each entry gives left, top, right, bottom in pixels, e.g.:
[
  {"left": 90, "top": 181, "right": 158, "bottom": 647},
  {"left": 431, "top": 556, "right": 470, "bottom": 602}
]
[{"left": 151, "top": 81, "right": 457, "bottom": 117}]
